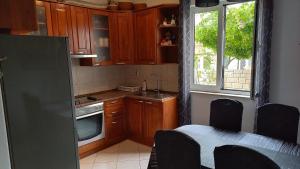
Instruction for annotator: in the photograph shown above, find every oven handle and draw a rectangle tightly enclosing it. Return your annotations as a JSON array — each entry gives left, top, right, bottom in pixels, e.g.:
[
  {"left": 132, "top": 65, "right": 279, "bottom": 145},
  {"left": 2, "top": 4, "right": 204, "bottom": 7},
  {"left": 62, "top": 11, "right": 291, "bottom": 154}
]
[{"left": 76, "top": 111, "right": 104, "bottom": 120}]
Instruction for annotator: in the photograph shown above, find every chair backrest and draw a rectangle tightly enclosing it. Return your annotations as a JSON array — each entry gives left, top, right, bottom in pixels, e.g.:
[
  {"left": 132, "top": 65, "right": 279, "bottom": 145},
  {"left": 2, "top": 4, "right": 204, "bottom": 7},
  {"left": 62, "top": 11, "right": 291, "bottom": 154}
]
[
  {"left": 155, "top": 130, "right": 201, "bottom": 169},
  {"left": 210, "top": 99, "right": 243, "bottom": 132},
  {"left": 256, "top": 103, "right": 300, "bottom": 143},
  {"left": 214, "top": 145, "right": 280, "bottom": 169}
]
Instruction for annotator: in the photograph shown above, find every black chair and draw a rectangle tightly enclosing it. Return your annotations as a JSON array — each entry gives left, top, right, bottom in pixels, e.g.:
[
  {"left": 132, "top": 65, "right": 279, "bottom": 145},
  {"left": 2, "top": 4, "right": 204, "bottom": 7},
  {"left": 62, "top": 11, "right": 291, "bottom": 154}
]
[
  {"left": 214, "top": 145, "right": 280, "bottom": 169},
  {"left": 256, "top": 103, "right": 300, "bottom": 143},
  {"left": 210, "top": 99, "right": 243, "bottom": 132},
  {"left": 154, "top": 130, "right": 202, "bottom": 169}
]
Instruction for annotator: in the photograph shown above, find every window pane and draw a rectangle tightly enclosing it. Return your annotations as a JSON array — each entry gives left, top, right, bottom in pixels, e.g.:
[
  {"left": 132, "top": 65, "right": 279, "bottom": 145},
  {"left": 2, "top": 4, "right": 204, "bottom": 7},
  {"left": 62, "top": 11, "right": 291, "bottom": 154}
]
[
  {"left": 194, "top": 11, "right": 219, "bottom": 86},
  {"left": 223, "top": 2, "right": 255, "bottom": 91}
]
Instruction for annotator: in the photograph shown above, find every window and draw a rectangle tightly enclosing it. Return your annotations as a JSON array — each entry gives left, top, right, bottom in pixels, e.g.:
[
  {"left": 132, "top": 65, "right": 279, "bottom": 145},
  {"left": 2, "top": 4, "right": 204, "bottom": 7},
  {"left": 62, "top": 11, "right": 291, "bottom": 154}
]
[{"left": 191, "top": 1, "right": 256, "bottom": 95}]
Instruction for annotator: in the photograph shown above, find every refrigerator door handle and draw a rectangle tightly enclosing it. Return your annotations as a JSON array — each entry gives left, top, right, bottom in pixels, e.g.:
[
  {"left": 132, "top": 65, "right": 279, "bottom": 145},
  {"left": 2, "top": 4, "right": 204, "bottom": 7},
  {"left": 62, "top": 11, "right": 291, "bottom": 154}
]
[{"left": 0, "top": 57, "right": 7, "bottom": 62}]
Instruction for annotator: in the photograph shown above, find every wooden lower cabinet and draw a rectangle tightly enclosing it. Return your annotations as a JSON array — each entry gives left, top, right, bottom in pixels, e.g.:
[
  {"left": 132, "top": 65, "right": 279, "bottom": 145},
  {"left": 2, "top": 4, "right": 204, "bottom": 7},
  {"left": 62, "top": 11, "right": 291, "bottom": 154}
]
[
  {"left": 143, "top": 101, "right": 163, "bottom": 144},
  {"left": 106, "top": 115, "right": 126, "bottom": 144},
  {"left": 104, "top": 98, "right": 127, "bottom": 145},
  {"left": 79, "top": 96, "right": 177, "bottom": 157},
  {"left": 79, "top": 139, "right": 106, "bottom": 159},
  {"left": 126, "top": 97, "right": 178, "bottom": 146},
  {"left": 126, "top": 99, "right": 143, "bottom": 140}
]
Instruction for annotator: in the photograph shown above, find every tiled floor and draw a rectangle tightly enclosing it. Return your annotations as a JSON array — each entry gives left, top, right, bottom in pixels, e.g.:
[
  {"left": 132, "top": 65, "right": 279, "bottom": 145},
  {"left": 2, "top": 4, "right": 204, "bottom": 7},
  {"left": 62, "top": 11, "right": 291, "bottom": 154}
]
[{"left": 80, "top": 140, "right": 152, "bottom": 169}]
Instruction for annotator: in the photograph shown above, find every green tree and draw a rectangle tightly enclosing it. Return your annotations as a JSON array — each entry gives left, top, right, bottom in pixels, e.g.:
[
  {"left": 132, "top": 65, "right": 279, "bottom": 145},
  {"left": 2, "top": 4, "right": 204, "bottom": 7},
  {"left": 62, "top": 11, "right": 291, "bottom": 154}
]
[{"left": 195, "top": 2, "right": 255, "bottom": 68}]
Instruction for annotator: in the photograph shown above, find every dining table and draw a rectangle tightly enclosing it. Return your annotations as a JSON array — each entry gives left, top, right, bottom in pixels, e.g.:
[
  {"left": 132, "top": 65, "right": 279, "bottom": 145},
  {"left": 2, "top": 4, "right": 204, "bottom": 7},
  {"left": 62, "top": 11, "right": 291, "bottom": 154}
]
[{"left": 147, "top": 125, "right": 300, "bottom": 169}]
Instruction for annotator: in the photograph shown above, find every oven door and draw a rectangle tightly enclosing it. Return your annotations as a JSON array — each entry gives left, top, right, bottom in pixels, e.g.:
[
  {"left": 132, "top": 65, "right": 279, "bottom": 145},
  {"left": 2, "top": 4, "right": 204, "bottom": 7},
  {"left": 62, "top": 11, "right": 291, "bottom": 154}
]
[{"left": 76, "top": 111, "right": 105, "bottom": 147}]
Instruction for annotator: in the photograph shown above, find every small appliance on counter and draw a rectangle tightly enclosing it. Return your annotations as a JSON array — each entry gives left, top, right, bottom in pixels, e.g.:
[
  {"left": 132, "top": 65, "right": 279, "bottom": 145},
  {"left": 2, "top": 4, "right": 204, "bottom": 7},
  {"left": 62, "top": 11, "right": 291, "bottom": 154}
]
[{"left": 118, "top": 85, "right": 140, "bottom": 92}]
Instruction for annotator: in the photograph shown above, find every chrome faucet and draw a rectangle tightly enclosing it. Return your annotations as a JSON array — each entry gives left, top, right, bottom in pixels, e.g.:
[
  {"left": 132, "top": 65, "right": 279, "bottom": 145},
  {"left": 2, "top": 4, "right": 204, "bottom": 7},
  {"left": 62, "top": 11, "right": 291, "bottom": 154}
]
[{"left": 150, "top": 73, "right": 160, "bottom": 94}]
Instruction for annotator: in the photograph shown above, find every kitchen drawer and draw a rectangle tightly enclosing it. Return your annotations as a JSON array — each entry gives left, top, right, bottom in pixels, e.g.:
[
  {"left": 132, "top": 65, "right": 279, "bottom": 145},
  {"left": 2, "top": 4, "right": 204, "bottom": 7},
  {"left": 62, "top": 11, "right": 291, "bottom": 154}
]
[
  {"left": 105, "top": 106, "right": 124, "bottom": 117},
  {"left": 104, "top": 98, "right": 124, "bottom": 108}
]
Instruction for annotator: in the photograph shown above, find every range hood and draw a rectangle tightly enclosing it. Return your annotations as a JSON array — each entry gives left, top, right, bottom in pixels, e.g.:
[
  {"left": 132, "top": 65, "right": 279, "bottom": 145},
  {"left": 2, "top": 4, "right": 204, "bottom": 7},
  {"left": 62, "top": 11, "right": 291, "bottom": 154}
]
[{"left": 71, "top": 54, "right": 97, "bottom": 59}]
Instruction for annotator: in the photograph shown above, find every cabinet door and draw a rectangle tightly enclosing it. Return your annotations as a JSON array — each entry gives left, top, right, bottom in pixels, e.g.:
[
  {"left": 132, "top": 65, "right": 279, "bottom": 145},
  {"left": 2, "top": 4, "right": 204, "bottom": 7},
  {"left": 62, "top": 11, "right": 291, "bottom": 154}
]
[
  {"left": 83, "top": 9, "right": 112, "bottom": 66},
  {"left": 0, "top": 0, "right": 11, "bottom": 30},
  {"left": 0, "top": 0, "right": 37, "bottom": 32},
  {"left": 126, "top": 99, "right": 143, "bottom": 139},
  {"left": 143, "top": 101, "right": 163, "bottom": 143},
  {"left": 135, "top": 9, "right": 157, "bottom": 64},
  {"left": 51, "top": 3, "right": 74, "bottom": 54},
  {"left": 70, "top": 6, "right": 91, "bottom": 55},
  {"left": 106, "top": 116, "right": 126, "bottom": 144},
  {"left": 30, "top": 1, "right": 53, "bottom": 36},
  {"left": 113, "top": 12, "right": 134, "bottom": 65}
]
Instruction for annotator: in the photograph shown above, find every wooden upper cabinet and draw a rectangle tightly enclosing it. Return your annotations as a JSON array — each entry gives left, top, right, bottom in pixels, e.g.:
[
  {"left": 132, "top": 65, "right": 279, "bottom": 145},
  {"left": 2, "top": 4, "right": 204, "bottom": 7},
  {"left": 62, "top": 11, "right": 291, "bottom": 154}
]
[
  {"left": 135, "top": 9, "right": 158, "bottom": 64},
  {"left": 70, "top": 6, "right": 91, "bottom": 55},
  {"left": 0, "top": 0, "right": 11, "bottom": 30},
  {"left": 80, "top": 9, "right": 113, "bottom": 66},
  {"left": 29, "top": 1, "right": 53, "bottom": 36},
  {"left": 0, "top": 0, "right": 37, "bottom": 32},
  {"left": 126, "top": 99, "right": 143, "bottom": 139},
  {"left": 51, "top": 3, "right": 74, "bottom": 54},
  {"left": 113, "top": 12, "right": 134, "bottom": 65}
]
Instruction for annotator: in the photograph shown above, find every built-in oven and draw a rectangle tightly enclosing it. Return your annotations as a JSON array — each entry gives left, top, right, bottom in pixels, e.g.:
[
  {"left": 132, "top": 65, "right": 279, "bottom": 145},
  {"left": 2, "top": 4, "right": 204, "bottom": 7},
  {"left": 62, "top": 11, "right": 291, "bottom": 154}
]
[{"left": 75, "top": 102, "right": 105, "bottom": 147}]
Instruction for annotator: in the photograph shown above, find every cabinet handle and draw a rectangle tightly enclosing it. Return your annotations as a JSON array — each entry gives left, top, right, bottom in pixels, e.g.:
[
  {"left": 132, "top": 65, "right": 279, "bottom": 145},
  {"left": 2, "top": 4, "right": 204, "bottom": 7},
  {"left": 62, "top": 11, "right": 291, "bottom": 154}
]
[
  {"left": 138, "top": 101, "right": 144, "bottom": 103},
  {"left": 0, "top": 57, "right": 7, "bottom": 62},
  {"left": 112, "top": 122, "right": 117, "bottom": 124},
  {"left": 94, "top": 63, "right": 100, "bottom": 66},
  {"left": 110, "top": 100, "right": 118, "bottom": 104},
  {"left": 77, "top": 51, "right": 84, "bottom": 54},
  {"left": 146, "top": 102, "right": 153, "bottom": 105},
  {"left": 111, "top": 112, "right": 118, "bottom": 114},
  {"left": 149, "top": 62, "right": 155, "bottom": 65},
  {"left": 116, "top": 62, "right": 125, "bottom": 65},
  {"left": 56, "top": 8, "right": 65, "bottom": 12}
]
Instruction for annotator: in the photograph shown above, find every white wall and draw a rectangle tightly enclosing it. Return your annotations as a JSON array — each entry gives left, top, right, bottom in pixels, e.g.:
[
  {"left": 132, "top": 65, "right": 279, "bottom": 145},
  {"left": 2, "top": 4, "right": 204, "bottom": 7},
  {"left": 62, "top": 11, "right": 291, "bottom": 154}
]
[
  {"left": 191, "top": 93, "right": 256, "bottom": 132},
  {"left": 191, "top": 0, "right": 300, "bottom": 143},
  {"left": 269, "top": 0, "right": 300, "bottom": 143}
]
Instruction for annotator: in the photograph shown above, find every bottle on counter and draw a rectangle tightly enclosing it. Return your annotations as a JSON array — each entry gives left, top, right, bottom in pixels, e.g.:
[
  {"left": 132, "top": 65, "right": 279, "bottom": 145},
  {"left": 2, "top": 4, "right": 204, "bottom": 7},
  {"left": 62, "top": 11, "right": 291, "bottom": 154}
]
[{"left": 142, "top": 80, "right": 147, "bottom": 92}]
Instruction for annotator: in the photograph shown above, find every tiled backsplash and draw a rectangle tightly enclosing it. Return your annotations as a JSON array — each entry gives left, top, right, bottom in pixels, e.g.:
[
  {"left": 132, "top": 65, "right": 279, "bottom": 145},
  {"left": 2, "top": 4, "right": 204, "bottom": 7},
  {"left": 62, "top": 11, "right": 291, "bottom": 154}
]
[
  {"left": 71, "top": 59, "right": 125, "bottom": 96},
  {"left": 122, "top": 64, "right": 179, "bottom": 92},
  {"left": 71, "top": 60, "right": 179, "bottom": 96}
]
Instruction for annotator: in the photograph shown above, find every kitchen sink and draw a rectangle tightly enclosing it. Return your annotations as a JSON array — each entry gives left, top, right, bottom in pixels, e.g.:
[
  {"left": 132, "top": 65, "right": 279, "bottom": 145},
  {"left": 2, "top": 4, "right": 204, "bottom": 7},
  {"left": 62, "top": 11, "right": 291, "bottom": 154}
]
[{"left": 134, "top": 91, "right": 173, "bottom": 100}]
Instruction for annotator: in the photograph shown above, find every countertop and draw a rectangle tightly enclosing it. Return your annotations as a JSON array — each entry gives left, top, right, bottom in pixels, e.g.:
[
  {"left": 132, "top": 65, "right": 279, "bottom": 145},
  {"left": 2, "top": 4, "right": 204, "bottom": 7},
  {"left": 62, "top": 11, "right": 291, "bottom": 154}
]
[{"left": 76, "top": 90, "right": 178, "bottom": 103}]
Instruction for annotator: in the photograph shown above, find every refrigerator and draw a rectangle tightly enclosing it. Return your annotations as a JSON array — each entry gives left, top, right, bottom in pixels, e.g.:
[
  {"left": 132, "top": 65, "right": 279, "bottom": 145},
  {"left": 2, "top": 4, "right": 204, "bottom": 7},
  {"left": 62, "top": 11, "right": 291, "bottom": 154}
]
[{"left": 0, "top": 35, "right": 79, "bottom": 169}]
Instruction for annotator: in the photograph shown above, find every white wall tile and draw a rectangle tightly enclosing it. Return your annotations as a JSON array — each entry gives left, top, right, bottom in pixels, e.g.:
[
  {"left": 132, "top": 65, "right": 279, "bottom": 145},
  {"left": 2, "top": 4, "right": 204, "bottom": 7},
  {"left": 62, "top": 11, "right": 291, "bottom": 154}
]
[
  {"left": 124, "top": 64, "right": 179, "bottom": 92},
  {"left": 71, "top": 60, "right": 125, "bottom": 96}
]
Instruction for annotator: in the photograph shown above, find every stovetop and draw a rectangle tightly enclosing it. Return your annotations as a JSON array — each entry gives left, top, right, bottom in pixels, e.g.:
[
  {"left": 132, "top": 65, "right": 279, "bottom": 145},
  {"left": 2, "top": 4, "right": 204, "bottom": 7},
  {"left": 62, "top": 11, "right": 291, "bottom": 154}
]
[
  {"left": 74, "top": 96, "right": 104, "bottom": 117},
  {"left": 75, "top": 96, "right": 100, "bottom": 106}
]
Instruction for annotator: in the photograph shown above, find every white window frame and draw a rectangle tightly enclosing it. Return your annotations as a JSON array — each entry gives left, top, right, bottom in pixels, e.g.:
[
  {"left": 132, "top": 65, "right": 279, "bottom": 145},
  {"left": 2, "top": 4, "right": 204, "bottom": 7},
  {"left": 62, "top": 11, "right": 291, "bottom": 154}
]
[{"left": 190, "top": 1, "right": 255, "bottom": 96}]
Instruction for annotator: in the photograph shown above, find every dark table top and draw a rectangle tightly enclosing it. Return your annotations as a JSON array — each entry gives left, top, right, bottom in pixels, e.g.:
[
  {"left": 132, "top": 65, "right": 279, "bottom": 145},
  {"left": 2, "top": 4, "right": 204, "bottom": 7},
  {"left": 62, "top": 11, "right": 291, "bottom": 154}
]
[{"left": 148, "top": 125, "right": 300, "bottom": 169}]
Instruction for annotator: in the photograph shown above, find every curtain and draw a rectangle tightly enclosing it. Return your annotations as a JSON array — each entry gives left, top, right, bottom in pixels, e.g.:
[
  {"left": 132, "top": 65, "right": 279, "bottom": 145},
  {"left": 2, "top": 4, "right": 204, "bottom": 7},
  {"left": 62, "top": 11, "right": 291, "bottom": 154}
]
[
  {"left": 253, "top": 0, "right": 273, "bottom": 107},
  {"left": 252, "top": 0, "right": 273, "bottom": 131},
  {"left": 178, "top": 0, "right": 192, "bottom": 126}
]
